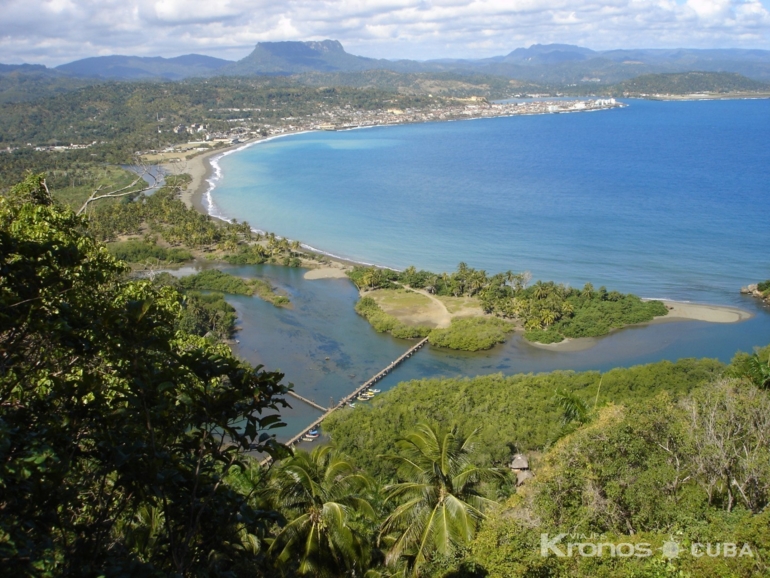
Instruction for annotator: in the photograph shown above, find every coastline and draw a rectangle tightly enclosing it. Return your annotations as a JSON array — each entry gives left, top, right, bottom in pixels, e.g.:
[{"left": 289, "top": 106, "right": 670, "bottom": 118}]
[
  {"left": 176, "top": 129, "right": 406, "bottom": 272},
  {"left": 525, "top": 300, "right": 753, "bottom": 351},
  {"left": 644, "top": 92, "right": 770, "bottom": 101},
  {"left": 172, "top": 116, "right": 756, "bottom": 352}
]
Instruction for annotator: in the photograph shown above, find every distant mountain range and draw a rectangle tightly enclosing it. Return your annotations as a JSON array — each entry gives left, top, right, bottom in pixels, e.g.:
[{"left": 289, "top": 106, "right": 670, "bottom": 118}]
[
  {"left": 55, "top": 54, "right": 232, "bottom": 80},
  {"left": 3, "top": 41, "right": 770, "bottom": 84}
]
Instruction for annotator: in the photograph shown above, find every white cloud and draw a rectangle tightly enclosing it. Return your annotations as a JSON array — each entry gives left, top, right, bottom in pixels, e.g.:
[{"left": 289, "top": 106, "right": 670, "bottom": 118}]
[{"left": 0, "top": 0, "right": 768, "bottom": 65}]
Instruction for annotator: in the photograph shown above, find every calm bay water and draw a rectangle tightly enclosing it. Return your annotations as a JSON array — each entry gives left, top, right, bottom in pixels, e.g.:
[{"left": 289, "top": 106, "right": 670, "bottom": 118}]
[
  {"left": 210, "top": 99, "right": 770, "bottom": 305},
  {"left": 198, "top": 99, "right": 770, "bottom": 440}
]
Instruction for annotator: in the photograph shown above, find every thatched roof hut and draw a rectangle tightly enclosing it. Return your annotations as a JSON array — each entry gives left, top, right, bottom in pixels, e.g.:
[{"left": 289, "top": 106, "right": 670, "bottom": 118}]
[{"left": 509, "top": 454, "right": 529, "bottom": 470}]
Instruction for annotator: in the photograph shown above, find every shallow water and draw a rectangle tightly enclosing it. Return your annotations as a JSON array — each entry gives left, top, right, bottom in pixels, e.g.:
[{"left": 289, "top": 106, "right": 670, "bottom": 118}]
[
  {"left": 170, "top": 263, "right": 770, "bottom": 442},
  {"left": 195, "top": 99, "right": 770, "bottom": 440}
]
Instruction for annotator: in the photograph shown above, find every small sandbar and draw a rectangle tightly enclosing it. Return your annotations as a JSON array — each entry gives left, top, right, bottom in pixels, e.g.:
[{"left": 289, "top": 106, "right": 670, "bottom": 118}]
[
  {"left": 525, "top": 337, "right": 599, "bottom": 352},
  {"left": 303, "top": 267, "right": 350, "bottom": 280},
  {"left": 651, "top": 300, "right": 753, "bottom": 324}
]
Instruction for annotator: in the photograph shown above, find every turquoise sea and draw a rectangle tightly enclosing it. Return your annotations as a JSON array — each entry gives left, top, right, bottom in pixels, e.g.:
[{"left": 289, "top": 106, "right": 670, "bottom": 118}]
[{"left": 198, "top": 99, "right": 770, "bottom": 440}]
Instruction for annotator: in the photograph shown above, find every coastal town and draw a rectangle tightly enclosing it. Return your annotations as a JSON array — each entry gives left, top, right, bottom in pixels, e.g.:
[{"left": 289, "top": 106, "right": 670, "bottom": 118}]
[
  {"left": 0, "top": 96, "right": 619, "bottom": 157},
  {"left": 143, "top": 97, "right": 620, "bottom": 156}
]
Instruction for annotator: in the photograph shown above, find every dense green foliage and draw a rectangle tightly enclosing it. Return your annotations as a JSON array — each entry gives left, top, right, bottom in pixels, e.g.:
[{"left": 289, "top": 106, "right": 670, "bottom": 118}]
[
  {"left": 0, "top": 69, "right": 96, "bottom": 104},
  {"left": 466, "top": 382, "right": 770, "bottom": 578},
  {"left": 108, "top": 239, "right": 193, "bottom": 263},
  {"left": 428, "top": 317, "right": 514, "bottom": 351},
  {"left": 151, "top": 273, "right": 239, "bottom": 340},
  {"left": 266, "top": 445, "right": 378, "bottom": 577},
  {"left": 178, "top": 269, "right": 290, "bottom": 307},
  {"left": 613, "top": 71, "right": 769, "bottom": 95},
  {"left": 324, "top": 357, "right": 725, "bottom": 478},
  {"left": 295, "top": 70, "right": 541, "bottom": 99},
  {"left": 350, "top": 264, "right": 668, "bottom": 344},
  {"left": 179, "top": 269, "right": 255, "bottom": 295},
  {"left": 380, "top": 424, "right": 502, "bottom": 576},
  {"left": 0, "top": 174, "right": 290, "bottom": 575},
  {"left": 177, "top": 291, "right": 238, "bottom": 340},
  {"left": 87, "top": 174, "right": 252, "bottom": 249}
]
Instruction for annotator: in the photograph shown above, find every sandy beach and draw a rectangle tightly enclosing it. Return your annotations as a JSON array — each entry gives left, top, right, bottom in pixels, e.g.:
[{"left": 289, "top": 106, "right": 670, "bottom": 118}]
[
  {"left": 157, "top": 142, "right": 253, "bottom": 210},
  {"left": 526, "top": 299, "right": 752, "bottom": 351},
  {"left": 303, "top": 266, "right": 350, "bottom": 280},
  {"left": 653, "top": 300, "right": 753, "bottom": 324},
  {"left": 161, "top": 132, "right": 755, "bottom": 353}
]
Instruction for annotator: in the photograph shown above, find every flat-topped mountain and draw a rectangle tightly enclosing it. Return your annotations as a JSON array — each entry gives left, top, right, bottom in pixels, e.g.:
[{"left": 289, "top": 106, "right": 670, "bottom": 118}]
[
  {"left": 4, "top": 41, "right": 770, "bottom": 87},
  {"left": 223, "top": 40, "right": 415, "bottom": 75}
]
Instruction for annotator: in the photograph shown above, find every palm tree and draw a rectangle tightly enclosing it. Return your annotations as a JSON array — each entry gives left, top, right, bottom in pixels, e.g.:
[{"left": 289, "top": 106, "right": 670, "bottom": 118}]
[
  {"left": 532, "top": 280, "right": 549, "bottom": 300},
  {"left": 540, "top": 308, "right": 557, "bottom": 328},
  {"left": 738, "top": 351, "right": 770, "bottom": 389},
  {"left": 548, "top": 382, "right": 603, "bottom": 446},
  {"left": 268, "top": 445, "right": 377, "bottom": 577},
  {"left": 380, "top": 423, "right": 502, "bottom": 576}
]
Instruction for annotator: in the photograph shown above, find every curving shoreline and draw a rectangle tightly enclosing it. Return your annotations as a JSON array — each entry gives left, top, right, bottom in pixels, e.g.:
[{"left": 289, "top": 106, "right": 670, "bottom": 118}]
[
  {"left": 170, "top": 129, "right": 754, "bottom": 348},
  {"left": 526, "top": 300, "right": 754, "bottom": 351}
]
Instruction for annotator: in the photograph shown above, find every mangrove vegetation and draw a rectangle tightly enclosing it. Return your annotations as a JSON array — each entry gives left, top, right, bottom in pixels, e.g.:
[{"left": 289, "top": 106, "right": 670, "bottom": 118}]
[
  {"left": 2, "top": 174, "right": 770, "bottom": 576},
  {"left": 348, "top": 263, "right": 668, "bottom": 346}
]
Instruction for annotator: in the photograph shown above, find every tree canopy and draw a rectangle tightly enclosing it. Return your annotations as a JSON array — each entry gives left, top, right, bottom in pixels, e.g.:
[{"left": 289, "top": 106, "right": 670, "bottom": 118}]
[{"left": 0, "top": 174, "right": 290, "bottom": 575}]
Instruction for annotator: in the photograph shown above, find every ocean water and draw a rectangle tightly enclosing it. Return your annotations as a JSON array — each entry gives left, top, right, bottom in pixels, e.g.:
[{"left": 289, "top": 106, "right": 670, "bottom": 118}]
[
  {"left": 199, "top": 99, "right": 770, "bottom": 441},
  {"left": 209, "top": 99, "right": 770, "bottom": 306}
]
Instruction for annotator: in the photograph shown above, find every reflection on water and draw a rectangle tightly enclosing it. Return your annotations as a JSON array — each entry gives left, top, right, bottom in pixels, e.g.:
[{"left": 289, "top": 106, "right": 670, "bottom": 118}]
[{"left": 165, "top": 262, "right": 770, "bottom": 442}]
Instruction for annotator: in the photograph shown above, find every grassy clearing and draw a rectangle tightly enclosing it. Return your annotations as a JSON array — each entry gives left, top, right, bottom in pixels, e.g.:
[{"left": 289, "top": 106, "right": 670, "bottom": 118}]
[
  {"left": 369, "top": 288, "right": 435, "bottom": 315},
  {"left": 434, "top": 294, "right": 483, "bottom": 314},
  {"left": 355, "top": 297, "right": 432, "bottom": 339},
  {"left": 50, "top": 165, "right": 144, "bottom": 211}
]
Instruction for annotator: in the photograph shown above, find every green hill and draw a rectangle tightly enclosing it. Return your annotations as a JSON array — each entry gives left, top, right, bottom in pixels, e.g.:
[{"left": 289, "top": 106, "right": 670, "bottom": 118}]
[{"left": 613, "top": 71, "right": 769, "bottom": 95}]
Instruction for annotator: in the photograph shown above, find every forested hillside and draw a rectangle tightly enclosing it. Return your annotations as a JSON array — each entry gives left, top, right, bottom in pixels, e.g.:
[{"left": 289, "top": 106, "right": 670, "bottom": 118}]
[
  {"left": 2, "top": 173, "right": 770, "bottom": 576},
  {"left": 324, "top": 357, "right": 725, "bottom": 477},
  {"left": 613, "top": 71, "right": 770, "bottom": 95}
]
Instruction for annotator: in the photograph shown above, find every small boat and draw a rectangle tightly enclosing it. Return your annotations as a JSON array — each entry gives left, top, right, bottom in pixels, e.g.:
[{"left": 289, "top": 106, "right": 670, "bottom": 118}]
[
  {"left": 306, "top": 429, "right": 320, "bottom": 438},
  {"left": 349, "top": 402, "right": 356, "bottom": 408},
  {"left": 369, "top": 388, "right": 381, "bottom": 394},
  {"left": 301, "top": 436, "right": 315, "bottom": 442}
]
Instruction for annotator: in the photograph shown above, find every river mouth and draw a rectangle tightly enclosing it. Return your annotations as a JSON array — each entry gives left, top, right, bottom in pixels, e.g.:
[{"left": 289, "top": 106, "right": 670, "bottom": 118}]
[{"left": 162, "top": 262, "right": 770, "bottom": 442}]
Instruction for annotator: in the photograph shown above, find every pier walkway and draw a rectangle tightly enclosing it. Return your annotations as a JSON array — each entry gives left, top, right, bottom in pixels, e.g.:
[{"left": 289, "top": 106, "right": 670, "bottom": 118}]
[
  {"left": 286, "top": 390, "right": 327, "bottom": 412},
  {"left": 260, "top": 337, "right": 430, "bottom": 464}
]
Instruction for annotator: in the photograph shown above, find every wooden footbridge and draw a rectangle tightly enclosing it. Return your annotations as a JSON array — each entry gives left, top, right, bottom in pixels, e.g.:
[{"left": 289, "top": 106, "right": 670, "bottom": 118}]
[
  {"left": 260, "top": 337, "right": 429, "bottom": 464},
  {"left": 286, "top": 390, "right": 327, "bottom": 412}
]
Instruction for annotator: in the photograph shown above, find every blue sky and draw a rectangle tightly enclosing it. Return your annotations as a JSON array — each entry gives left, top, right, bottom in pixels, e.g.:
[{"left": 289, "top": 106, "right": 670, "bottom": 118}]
[{"left": 2, "top": 0, "right": 769, "bottom": 65}]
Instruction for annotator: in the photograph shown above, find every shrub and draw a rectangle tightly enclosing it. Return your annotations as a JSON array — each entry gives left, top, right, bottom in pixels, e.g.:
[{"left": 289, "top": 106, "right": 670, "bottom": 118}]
[{"left": 428, "top": 317, "right": 515, "bottom": 351}]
